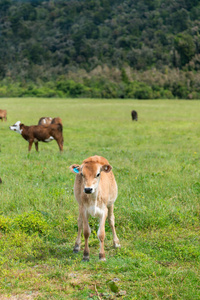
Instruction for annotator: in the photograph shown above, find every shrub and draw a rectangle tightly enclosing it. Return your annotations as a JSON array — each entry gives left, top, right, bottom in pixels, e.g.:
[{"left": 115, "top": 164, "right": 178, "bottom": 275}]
[
  {"left": 56, "top": 79, "right": 86, "bottom": 97},
  {"left": 23, "top": 86, "right": 58, "bottom": 97},
  {"left": 0, "top": 215, "right": 12, "bottom": 232},
  {"left": 126, "top": 81, "right": 153, "bottom": 99},
  {"left": 160, "top": 89, "right": 174, "bottom": 99},
  {"left": 100, "top": 81, "right": 119, "bottom": 98},
  {"left": 172, "top": 82, "right": 190, "bottom": 98},
  {"left": 14, "top": 211, "right": 50, "bottom": 235},
  {"left": 0, "top": 231, "right": 49, "bottom": 262}
]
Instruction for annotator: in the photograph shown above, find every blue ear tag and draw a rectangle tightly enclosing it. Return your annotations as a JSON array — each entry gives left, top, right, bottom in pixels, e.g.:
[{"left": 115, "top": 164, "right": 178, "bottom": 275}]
[{"left": 73, "top": 167, "right": 79, "bottom": 174}]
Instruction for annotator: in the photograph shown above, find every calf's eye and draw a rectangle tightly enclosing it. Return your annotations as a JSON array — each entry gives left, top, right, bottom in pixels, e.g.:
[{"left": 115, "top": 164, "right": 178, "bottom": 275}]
[{"left": 96, "top": 173, "right": 100, "bottom": 177}]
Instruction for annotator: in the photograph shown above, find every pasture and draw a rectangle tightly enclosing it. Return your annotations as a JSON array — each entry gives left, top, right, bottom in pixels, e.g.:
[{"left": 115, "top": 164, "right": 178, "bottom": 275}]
[{"left": 0, "top": 98, "right": 199, "bottom": 299}]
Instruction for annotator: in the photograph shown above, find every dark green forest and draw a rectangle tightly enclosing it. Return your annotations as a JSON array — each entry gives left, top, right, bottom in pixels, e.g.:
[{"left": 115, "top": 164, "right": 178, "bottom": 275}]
[{"left": 1, "top": 0, "right": 200, "bottom": 98}]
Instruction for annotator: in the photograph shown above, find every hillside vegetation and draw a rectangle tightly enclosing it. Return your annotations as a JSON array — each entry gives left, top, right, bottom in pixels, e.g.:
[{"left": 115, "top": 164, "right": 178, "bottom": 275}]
[{"left": 1, "top": 0, "right": 200, "bottom": 98}]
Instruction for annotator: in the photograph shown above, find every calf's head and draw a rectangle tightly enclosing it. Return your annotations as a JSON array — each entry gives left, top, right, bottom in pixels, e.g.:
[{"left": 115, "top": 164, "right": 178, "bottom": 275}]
[
  {"left": 9, "top": 121, "right": 23, "bottom": 134},
  {"left": 70, "top": 161, "right": 112, "bottom": 194}
]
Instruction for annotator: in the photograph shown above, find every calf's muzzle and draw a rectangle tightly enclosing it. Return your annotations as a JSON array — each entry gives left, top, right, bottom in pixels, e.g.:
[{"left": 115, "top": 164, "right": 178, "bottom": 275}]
[{"left": 84, "top": 187, "right": 93, "bottom": 194}]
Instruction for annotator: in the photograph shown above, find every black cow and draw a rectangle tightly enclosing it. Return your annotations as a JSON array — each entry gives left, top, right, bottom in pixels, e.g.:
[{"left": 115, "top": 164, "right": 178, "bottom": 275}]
[{"left": 131, "top": 110, "right": 138, "bottom": 121}]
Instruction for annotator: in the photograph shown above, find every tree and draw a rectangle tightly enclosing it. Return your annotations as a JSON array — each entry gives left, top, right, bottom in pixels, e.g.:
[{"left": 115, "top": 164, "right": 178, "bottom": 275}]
[{"left": 174, "top": 33, "right": 196, "bottom": 67}]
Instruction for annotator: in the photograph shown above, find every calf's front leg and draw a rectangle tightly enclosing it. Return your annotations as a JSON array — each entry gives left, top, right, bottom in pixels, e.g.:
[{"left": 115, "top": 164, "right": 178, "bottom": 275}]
[
  {"left": 82, "top": 210, "right": 91, "bottom": 261},
  {"left": 73, "top": 206, "right": 82, "bottom": 253},
  {"left": 98, "top": 207, "right": 108, "bottom": 261}
]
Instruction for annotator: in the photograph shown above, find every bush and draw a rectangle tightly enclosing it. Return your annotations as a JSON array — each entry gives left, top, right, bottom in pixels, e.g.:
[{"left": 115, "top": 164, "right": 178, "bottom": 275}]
[
  {"left": 0, "top": 69, "right": 199, "bottom": 99},
  {"left": 14, "top": 211, "right": 50, "bottom": 235},
  {"left": 172, "top": 82, "right": 190, "bottom": 98},
  {"left": 56, "top": 79, "right": 86, "bottom": 97},
  {"left": 0, "top": 215, "right": 12, "bottom": 232},
  {"left": 160, "top": 89, "right": 174, "bottom": 99},
  {"left": 23, "top": 86, "right": 58, "bottom": 97},
  {"left": 126, "top": 81, "right": 153, "bottom": 99},
  {"left": 0, "top": 231, "right": 49, "bottom": 262}
]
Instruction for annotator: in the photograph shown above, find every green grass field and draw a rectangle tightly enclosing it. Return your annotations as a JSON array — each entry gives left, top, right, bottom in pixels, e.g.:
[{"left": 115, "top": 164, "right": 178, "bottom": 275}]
[{"left": 0, "top": 98, "right": 199, "bottom": 299}]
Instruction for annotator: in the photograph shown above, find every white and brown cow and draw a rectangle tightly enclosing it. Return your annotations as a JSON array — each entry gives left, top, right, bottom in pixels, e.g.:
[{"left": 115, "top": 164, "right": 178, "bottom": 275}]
[
  {"left": 9, "top": 121, "right": 63, "bottom": 152},
  {"left": 38, "top": 117, "right": 52, "bottom": 125},
  {"left": 70, "top": 155, "right": 120, "bottom": 261}
]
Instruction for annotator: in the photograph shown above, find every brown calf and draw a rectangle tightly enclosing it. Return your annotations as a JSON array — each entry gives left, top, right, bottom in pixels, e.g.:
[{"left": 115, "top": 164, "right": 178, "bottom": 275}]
[
  {"left": 9, "top": 121, "right": 63, "bottom": 152},
  {"left": 0, "top": 109, "right": 7, "bottom": 122},
  {"left": 70, "top": 155, "right": 120, "bottom": 261},
  {"left": 38, "top": 117, "right": 52, "bottom": 125}
]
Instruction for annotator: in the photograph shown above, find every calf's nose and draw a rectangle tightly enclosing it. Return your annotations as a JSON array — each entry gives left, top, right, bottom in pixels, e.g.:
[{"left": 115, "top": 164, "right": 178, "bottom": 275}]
[{"left": 84, "top": 187, "right": 93, "bottom": 194}]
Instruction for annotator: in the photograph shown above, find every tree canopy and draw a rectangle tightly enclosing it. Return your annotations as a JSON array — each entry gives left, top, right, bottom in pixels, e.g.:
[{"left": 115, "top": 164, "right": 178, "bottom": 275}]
[{"left": 0, "top": 0, "right": 200, "bottom": 98}]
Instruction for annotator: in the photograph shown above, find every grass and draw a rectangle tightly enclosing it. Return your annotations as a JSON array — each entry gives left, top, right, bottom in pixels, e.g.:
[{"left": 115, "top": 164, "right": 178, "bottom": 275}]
[{"left": 0, "top": 97, "right": 199, "bottom": 299}]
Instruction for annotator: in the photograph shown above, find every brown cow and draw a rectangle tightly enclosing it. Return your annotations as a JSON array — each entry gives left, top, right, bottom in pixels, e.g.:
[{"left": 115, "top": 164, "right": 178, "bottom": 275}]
[
  {"left": 38, "top": 117, "right": 52, "bottom": 125},
  {"left": 70, "top": 155, "right": 121, "bottom": 261},
  {"left": 51, "top": 117, "right": 63, "bottom": 125},
  {"left": 0, "top": 109, "right": 7, "bottom": 122},
  {"left": 9, "top": 121, "right": 63, "bottom": 152}
]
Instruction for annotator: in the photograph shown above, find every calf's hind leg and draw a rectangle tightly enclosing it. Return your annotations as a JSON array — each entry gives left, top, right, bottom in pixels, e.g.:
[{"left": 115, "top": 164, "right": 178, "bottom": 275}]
[{"left": 98, "top": 208, "right": 108, "bottom": 261}]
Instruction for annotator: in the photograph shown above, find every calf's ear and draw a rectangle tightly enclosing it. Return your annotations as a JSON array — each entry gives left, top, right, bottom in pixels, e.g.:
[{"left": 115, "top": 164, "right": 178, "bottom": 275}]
[
  {"left": 101, "top": 164, "right": 112, "bottom": 173},
  {"left": 69, "top": 164, "right": 80, "bottom": 174}
]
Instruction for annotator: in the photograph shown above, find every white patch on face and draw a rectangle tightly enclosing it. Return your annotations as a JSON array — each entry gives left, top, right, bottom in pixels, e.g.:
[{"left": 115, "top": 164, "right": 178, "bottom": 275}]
[
  {"left": 9, "top": 121, "right": 22, "bottom": 134},
  {"left": 43, "top": 119, "right": 46, "bottom": 124},
  {"left": 45, "top": 136, "right": 54, "bottom": 142}
]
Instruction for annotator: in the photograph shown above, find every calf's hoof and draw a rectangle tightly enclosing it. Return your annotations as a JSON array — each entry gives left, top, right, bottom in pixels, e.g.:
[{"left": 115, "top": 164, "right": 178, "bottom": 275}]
[
  {"left": 99, "top": 253, "right": 106, "bottom": 261},
  {"left": 82, "top": 255, "right": 89, "bottom": 262},
  {"left": 114, "top": 242, "right": 121, "bottom": 249},
  {"left": 100, "top": 257, "right": 106, "bottom": 262},
  {"left": 73, "top": 248, "right": 79, "bottom": 253},
  {"left": 73, "top": 245, "right": 80, "bottom": 253}
]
